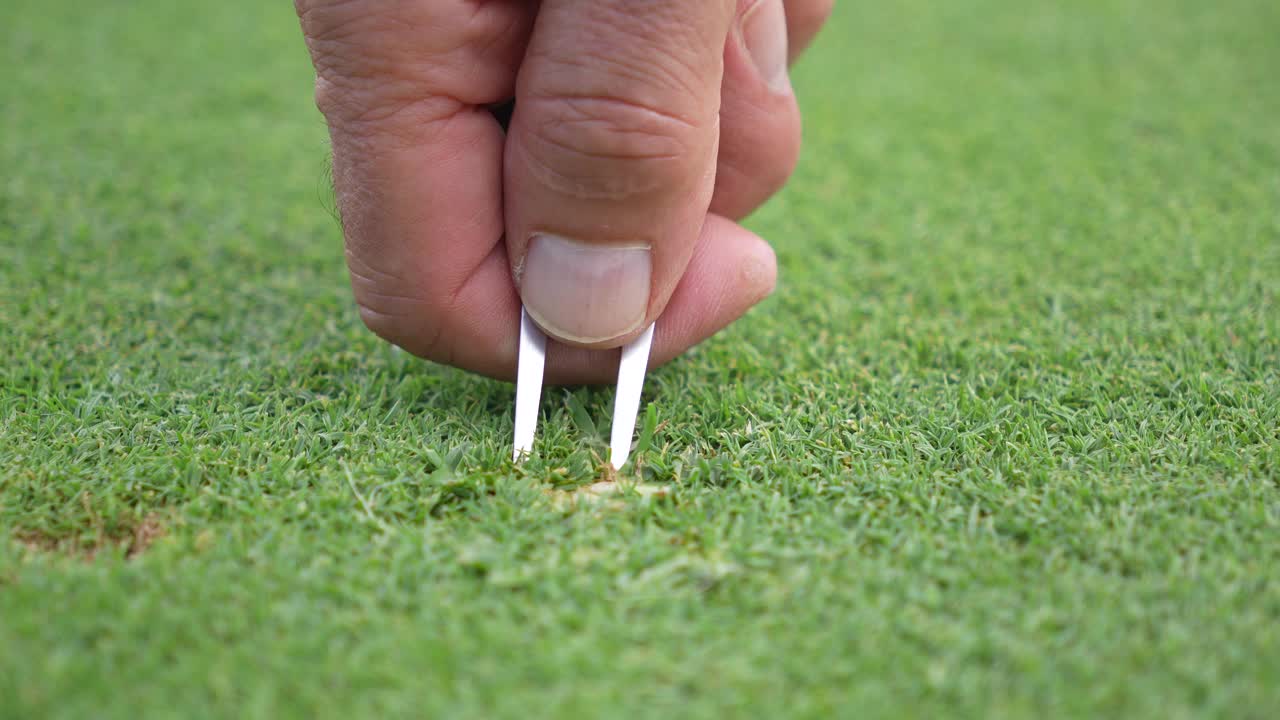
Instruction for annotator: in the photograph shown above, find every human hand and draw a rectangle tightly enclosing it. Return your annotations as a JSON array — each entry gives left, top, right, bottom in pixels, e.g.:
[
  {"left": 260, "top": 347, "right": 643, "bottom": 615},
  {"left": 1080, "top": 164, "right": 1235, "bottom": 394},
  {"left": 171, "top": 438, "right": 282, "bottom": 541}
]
[{"left": 295, "top": 0, "right": 831, "bottom": 382}]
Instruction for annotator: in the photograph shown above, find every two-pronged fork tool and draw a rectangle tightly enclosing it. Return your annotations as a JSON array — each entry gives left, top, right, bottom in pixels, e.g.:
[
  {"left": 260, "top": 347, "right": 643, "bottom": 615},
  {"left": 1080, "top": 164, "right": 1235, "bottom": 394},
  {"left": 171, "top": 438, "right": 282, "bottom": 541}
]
[{"left": 512, "top": 307, "right": 656, "bottom": 470}]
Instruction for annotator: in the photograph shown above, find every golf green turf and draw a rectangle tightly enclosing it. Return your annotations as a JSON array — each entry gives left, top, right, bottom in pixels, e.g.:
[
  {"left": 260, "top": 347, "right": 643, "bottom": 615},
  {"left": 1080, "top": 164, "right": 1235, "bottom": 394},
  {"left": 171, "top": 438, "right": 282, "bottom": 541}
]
[{"left": 3, "top": 0, "right": 1279, "bottom": 717}]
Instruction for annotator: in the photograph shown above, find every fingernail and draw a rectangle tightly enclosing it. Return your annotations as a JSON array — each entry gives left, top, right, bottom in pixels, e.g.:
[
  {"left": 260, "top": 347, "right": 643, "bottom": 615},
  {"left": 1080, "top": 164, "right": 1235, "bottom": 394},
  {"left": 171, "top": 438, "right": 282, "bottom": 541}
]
[
  {"left": 742, "top": 0, "right": 790, "bottom": 93},
  {"left": 520, "top": 234, "right": 651, "bottom": 344}
]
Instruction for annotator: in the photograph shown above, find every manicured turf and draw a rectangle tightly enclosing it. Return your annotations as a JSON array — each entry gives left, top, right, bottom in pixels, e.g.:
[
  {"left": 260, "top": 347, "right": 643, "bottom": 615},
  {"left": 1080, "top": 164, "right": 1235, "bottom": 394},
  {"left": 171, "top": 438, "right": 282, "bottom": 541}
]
[{"left": 2, "top": 0, "right": 1279, "bottom": 717}]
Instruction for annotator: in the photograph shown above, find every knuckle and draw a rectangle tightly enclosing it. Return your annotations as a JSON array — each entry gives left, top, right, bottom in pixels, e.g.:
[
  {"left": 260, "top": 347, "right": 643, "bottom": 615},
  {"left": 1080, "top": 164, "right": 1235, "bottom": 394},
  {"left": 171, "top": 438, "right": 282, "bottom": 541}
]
[
  {"left": 303, "top": 10, "right": 445, "bottom": 130},
  {"left": 354, "top": 300, "right": 401, "bottom": 345},
  {"left": 763, "top": 120, "right": 802, "bottom": 190},
  {"left": 715, "top": 101, "right": 802, "bottom": 216},
  {"left": 314, "top": 73, "right": 455, "bottom": 138},
  {"left": 344, "top": 252, "right": 448, "bottom": 360},
  {"left": 353, "top": 300, "right": 451, "bottom": 366},
  {"left": 808, "top": 0, "right": 836, "bottom": 26},
  {"left": 737, "top": 149, "right": 797, "bottom": 205},
  {"left": 299, "top": 0, "right": 519, "bottom": 122},
  {"left": 519, "top": 91, "right": 708, "bottom": 201},
  {"left": 352, "top": 289, "right": 450, "bottom": 364}
]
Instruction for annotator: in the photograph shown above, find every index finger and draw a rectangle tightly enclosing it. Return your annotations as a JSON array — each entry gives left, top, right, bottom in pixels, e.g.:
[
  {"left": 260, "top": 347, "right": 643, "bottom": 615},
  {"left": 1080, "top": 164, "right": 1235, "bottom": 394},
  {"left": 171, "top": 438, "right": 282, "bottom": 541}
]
[{"left": 295, "top": 0, "right": 531, "bottom": 375}]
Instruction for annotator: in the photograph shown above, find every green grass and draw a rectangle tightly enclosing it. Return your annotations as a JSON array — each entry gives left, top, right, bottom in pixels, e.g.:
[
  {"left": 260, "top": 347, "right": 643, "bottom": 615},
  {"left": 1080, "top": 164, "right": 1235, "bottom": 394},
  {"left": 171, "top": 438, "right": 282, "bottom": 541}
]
[{"left": 3, "top": 0, "right": 1279, "bottom": 717}]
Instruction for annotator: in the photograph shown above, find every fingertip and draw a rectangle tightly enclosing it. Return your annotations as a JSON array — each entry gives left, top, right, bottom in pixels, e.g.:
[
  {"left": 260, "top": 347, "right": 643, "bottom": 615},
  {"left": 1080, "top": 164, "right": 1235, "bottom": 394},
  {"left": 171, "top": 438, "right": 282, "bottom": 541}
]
[
  {"left": 712, "top": 0, "right": 803, "bottom": 220},
  {"left": 740, "top": 225, "right": 779, "bottom": 303}
]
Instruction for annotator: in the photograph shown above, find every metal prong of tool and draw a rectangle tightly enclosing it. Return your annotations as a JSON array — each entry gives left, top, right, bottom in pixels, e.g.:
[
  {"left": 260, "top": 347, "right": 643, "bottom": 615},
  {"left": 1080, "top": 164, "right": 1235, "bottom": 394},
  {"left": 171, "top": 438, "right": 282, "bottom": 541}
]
[
  {"left": 513, "top": 307, "right": 546, "bottom": 462},
  {"left": 513, "top": 308, "right": 656, "bottom": 470},
  {"left": 609, "top": 323, "right": 656, "bottom": 470}
]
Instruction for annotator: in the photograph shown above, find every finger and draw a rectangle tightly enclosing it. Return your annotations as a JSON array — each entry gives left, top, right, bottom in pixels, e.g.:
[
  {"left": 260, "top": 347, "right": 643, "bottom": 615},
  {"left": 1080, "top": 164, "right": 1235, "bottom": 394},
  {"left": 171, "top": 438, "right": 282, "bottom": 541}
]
[
  {"left": 710, "top": 0, "right": 803, "bottom": 220},
  {"left": 504, "top": 0, "right": 737, "bottom": 348},
  {"left": 455, "top": 215, "right": 777, "bottom": 384},
  {"left": 294, "top": 0, "right": 534, "bottom": 376},
  {"left": 712, "top": 0, "right": 836, "bottom": 220},
  {"left": 785, "top": 0, "right": 834, "bottom": 63}
]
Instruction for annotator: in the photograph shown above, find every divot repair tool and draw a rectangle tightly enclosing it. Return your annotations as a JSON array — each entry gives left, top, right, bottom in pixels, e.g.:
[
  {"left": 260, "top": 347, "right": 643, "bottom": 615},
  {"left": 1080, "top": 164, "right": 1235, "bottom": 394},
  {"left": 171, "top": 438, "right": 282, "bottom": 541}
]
[{"left": 512, "top": 307, "right": 656, "bottom": 470}]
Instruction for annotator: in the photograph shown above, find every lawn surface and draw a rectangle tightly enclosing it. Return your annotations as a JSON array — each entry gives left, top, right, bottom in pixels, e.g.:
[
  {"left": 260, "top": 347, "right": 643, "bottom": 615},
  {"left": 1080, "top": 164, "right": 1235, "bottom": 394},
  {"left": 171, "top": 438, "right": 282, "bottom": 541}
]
[{"left": 3, "top": 1, "right": 1279, "bottom": 717}]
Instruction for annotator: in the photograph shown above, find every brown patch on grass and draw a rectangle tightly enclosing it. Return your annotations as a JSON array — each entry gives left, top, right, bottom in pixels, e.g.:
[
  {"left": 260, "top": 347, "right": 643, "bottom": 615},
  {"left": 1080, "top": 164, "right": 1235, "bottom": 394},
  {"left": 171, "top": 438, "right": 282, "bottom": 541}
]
[
  {"left": 12, "top": 511, "right": 168, "bottom": 562},
  {"left": 545, "top": 480, "right": 673, "bottom": 512},
  {"left": 126, "top": 514, "right": 166, "bottom": 558}
]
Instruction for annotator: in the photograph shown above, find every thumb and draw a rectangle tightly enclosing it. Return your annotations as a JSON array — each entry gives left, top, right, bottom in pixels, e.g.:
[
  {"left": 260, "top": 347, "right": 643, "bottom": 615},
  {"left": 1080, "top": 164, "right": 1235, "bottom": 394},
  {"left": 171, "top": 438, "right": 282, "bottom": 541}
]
[{"left": 504, "top": 0, "right": 736, "bottom": 347}]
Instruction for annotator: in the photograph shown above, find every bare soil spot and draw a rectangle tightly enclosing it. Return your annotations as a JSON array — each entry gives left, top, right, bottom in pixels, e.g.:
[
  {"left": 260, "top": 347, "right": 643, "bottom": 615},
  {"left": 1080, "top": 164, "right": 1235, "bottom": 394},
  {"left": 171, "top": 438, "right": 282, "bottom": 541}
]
[
  {"left": 12, "top": 512, "right": 168, "bottom": 561},
  {"left": 545, "top": 481, "right": 672, "bottom": 512}
]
